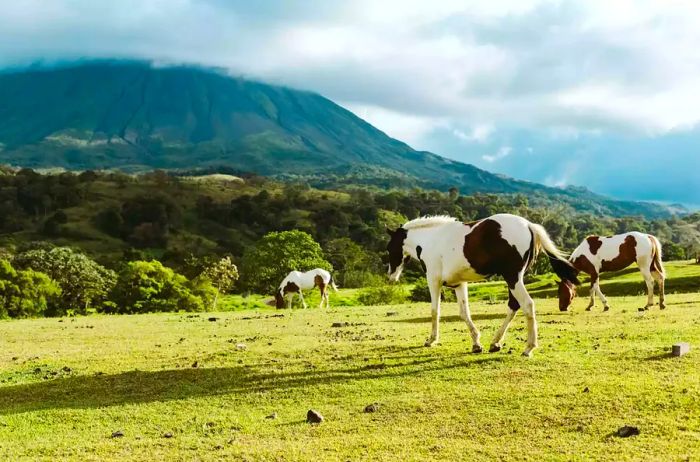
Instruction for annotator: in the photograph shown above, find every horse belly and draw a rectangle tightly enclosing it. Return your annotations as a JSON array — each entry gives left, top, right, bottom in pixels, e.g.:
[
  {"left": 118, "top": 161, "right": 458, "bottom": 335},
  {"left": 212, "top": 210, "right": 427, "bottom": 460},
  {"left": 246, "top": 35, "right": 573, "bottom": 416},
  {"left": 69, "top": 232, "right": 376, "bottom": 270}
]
[{"left": 443, "top": 266, "right": 485, "bottom": 285}]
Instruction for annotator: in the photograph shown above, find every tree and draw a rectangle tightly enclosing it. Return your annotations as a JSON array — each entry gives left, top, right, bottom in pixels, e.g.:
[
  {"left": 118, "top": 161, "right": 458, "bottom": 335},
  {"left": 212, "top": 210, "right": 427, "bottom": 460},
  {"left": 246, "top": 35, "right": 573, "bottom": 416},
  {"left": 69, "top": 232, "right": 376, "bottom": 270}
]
[
  {"left": 106, "top": 260, "right": 215, "bottom": 314},
  {"left": 0, "top": 259, "right": 61, "bottom": 318},
  {"left": 200, "top": 256, "right": 239, "bottom": 309},
  {"left": 240, "top": 230, "right": 332, "bottom": 294},
  {"left": 324, "top": 238, "right": 381, "bottom": 287},
  {"left": 13, "top": 247, "right": 116, "bottom": 315}
]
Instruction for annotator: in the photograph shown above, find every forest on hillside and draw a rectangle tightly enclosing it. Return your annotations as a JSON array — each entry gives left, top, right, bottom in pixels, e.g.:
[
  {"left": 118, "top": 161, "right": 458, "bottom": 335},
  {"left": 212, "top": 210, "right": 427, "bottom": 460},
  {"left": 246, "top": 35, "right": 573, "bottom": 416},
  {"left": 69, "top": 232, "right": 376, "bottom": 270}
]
[{"left": 0, "top": 166, "right": 698, "bottom": 318}]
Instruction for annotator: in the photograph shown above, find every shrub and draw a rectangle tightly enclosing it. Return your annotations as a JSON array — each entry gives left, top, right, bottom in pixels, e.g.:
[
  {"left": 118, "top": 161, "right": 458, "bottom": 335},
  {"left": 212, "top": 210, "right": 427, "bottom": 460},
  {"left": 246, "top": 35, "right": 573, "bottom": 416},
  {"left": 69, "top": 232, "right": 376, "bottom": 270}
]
[
  {"left": 357, "top": 284, "right": 407, "bottom": 306},
  {"left": 409, "top": 278, "right": 456, "bottom": 303},
  {"left": 14, "top": 246, "right": 116, "bottom": 315},
  {"left": 0, "top": 259, "right": 61, "bottom": 318},
  {"left": 106, "top": 260, "right": 215, "bottom": 314}
]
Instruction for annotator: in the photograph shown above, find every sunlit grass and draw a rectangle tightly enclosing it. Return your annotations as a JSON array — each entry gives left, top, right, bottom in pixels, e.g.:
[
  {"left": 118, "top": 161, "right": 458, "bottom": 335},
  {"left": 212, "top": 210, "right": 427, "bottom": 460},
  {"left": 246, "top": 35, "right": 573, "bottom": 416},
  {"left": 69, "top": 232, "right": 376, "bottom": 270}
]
[{"left": 1, "top": 287, "right": 699, "bottom": 460}]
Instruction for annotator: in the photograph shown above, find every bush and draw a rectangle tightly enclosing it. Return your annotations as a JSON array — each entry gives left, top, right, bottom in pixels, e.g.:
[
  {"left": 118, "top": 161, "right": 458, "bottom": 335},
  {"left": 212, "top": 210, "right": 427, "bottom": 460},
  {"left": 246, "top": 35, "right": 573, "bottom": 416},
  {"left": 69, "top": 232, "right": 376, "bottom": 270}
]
[
  {"left": 357, "top": 284, "right": 407, "bottom": 306},
  {"left": 0, "top": 259, "right": 61, "bottom": 318},
  {"left": 106, "top": 260, "right": 215, "bottom": 314},
  {"left": 341, "top": 270, "right": 384, "bottom": 288},
  {"left": 14, "top": 246, "right": 116, "bottom": 315},
  {"left": 409, "top": 278, "right": 456, "bottom": 303}
]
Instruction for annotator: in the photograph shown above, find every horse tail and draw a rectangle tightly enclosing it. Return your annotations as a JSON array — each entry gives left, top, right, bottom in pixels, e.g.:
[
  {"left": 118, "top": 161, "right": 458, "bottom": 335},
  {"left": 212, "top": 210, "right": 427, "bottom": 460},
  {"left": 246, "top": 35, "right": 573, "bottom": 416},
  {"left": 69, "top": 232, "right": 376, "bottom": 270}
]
[
  {"left": 329, "top": 274, "right": 339, "bottom": 292},
  {"left": 528, "top": 222, "right": 580, "bottom": 286},
  {"left": 649, "top": 235, "right": 665, "bottom": 276}
]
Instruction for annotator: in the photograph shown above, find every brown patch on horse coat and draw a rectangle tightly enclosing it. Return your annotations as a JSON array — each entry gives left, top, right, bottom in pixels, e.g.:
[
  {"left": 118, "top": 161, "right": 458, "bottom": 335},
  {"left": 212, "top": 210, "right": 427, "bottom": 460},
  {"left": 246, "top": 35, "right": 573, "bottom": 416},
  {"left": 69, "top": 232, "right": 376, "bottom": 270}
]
[
  {"left": 386, "top": 227, "right": 408, "bottom": 273},
  {"left": 463, "top": 219, "right": 525, "bottom": 289},
  {"left": 600, "top": 235, "right": 637, "bottom": 272},
  {"left": 283, "top": 281, "right": 300, "bottom": 295},
  {"left": 572, "top": 254, "right": 598, "bottom": 280},
  {"left": 586, "top": 236, "right": 603, "bottom": 255},
  {"left": 314, "top": 275, "right": 326, "bottom": 293}
]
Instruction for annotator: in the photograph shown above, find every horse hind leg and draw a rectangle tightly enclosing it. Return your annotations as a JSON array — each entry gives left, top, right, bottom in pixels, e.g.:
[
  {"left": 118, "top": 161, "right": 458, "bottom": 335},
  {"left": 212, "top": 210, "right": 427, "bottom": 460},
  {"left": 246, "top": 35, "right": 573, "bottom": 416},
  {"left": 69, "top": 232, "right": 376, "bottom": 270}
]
[
  {"left": 652, "top": 271, "right": 666, "bottom": 309},
  {"left": 489, "top": 286, "right": 519, "bottom": 353},
  {"left": 510, "top": 278, "right": 537, "bottom": 357},
  {"left": 639, "top": 267, "right": 655, "bottom": 310}
]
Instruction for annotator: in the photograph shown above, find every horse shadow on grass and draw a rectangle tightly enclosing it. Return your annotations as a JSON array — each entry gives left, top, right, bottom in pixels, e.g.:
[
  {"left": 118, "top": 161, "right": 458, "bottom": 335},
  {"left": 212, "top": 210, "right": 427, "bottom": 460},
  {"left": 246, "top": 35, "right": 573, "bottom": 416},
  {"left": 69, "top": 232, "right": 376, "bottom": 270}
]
[
  {"left": 390, "top": 314, "right": 505, "bottom": 324},
  {"left": 0, "top": 351, "right": 504, "bottom": 416}
]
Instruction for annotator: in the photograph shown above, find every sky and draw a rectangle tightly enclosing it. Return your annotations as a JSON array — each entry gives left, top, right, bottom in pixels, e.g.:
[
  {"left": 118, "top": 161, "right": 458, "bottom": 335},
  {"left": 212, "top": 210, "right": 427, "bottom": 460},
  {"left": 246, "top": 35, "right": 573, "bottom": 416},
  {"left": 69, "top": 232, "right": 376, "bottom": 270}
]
[{"left": 1, "top": 0, "right": 699, "bottom": 205}]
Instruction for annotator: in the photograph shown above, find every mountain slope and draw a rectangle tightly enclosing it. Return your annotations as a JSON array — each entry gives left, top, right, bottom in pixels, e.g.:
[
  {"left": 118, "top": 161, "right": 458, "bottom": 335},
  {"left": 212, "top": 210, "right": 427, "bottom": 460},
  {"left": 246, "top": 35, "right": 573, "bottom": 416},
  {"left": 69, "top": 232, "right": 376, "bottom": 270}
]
[{"left": 0, "top": 61, "right": 677, "bottom": 217}]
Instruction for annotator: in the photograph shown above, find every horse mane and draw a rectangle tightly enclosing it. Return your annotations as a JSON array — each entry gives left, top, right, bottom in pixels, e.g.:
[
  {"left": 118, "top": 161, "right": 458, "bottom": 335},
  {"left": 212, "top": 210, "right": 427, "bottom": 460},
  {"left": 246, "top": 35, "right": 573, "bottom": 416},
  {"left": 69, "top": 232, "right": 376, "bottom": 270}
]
[{"left": 402, "top": 215, "right": 457, "bottom": 230}]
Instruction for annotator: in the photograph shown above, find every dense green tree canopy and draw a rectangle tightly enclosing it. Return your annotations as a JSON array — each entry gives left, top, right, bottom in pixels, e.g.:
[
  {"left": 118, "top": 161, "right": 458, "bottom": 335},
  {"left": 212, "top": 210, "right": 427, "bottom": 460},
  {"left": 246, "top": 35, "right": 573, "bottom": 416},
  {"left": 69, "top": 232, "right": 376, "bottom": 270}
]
[
  {"left": 0, "top": 259, "right": 61, "bottom": 318},
  {"left": 13, "top": 247, "right": 116, "bottom": 315},
  {"left": 106, "top": 260, "right": 215, "bottom": 314}
]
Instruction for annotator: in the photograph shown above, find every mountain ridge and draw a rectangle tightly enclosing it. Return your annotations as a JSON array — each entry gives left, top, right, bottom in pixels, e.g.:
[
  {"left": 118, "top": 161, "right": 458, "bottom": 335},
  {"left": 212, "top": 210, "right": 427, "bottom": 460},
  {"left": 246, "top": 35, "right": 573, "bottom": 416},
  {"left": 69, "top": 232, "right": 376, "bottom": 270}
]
[{"left": 0, "top": 61, "right": 679, "bottom": 218}]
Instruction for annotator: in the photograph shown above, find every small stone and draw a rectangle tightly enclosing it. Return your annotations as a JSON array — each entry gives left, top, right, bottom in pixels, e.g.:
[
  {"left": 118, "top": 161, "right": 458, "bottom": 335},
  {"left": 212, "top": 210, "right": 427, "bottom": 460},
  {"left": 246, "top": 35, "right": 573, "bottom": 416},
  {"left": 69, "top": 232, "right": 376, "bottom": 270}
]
[
  {"left": 61, "top": 366, "right": 72, "bottom": 373},
  {"left": 11, "top": 356, "right": 18, "bottom": 361},
  {"left": 616, "top": 426, "right": 640, "bottom": 438},
  {"left": 236, "top": 343, "right": 247, "bottom": 351},
  {"left": 163, "top": 432, "right": 173, "bottom": 439},
  {"left": 583, "top": 387, "right": 590, "bottom": 393},
  {"left": 208, "top": 317, "right": 219, "bottom": 322},
  {"left": 306, "top": 409, "right": 324, "bottom": 424},
  {"left": 672, "top": 342, "right": 690, "bottom": 357},
  {"left": 111, "top": 430, "right": 124, "bottom": 438},
  {"left": 364, "top": 403, "right": 379, "bottom": 413},
  {"left": 191, "top": 361, "right": 199, "bottom": 368},
  {"left": 265, "top": 412, "right": 277, "bottom": 420},
  {"left": 386, "top": 311, "right": 399, "bottom": 317},
  {"left": 33, "top": 367, "right": 42, "bottom": 373},
  {"left": 331, "top": 322, "right": 348, "bottom": 328}
]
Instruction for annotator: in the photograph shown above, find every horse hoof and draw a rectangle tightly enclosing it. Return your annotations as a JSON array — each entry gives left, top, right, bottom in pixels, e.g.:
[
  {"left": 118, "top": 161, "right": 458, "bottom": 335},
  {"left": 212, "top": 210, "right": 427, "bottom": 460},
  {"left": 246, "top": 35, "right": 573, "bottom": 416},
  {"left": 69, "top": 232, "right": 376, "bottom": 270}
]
[
  {"left": 585, "top": 307, "right": 592, "bottom": 312},
  {"left": 603, "top": 306, "right": 610, "bottom": 312},
  {"left": 472, "top": 345, "right": 483, "bottom": 354},
  {"left": 660, "top": 304, "right": 666, "bottom": 310},
  {"left": 489, "top": 344, "right": 501, "bottom": 353},
  {"left": 522, "top": 351, "right": 533, "bottom": 358},
  {"left": 424, "top": 339, "right": 438, "bottom": 347}
]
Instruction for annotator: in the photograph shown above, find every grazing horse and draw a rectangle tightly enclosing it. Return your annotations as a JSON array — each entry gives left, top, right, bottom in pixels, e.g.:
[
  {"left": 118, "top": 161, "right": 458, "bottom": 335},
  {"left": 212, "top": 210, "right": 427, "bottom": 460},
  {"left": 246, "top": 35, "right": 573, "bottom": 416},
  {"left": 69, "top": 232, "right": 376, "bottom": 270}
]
[
  {"left": 558, "top": 233, "right": 665, "bottom": 312},
  {"left": 386, "top": 214, "right": 579, "bottom": 357},
  {"left": 274, "top": 269, "right": 337, "bottom": 309}
]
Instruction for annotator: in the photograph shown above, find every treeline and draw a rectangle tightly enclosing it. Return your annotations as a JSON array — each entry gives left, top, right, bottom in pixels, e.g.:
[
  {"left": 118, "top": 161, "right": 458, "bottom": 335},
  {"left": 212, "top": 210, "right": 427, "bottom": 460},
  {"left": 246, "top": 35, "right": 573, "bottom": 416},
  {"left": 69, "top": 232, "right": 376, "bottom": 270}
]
[{"left": 0, "top": 167, "right": 698, "bottom": 318}]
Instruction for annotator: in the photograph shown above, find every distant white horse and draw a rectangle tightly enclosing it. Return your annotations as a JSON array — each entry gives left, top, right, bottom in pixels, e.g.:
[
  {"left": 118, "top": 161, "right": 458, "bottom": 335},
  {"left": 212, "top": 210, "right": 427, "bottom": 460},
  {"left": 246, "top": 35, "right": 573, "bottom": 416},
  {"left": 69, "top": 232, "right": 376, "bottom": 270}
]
[
  {"left": 558, "top": 232, "right": 666, "bottom": 311},
  {"left": 274, "top": 269, "right": 337, "bottom": 309},
  {"left": 386, "top": 214, "right": 579, "bottom": 357}
]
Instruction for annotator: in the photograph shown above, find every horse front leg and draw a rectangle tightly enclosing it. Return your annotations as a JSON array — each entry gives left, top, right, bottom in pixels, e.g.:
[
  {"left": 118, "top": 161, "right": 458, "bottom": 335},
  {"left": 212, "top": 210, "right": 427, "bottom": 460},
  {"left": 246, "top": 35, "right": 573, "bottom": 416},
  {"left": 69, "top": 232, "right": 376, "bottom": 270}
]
[
  {"left": 298, "top": 290, "right": 308, "bottom": 309},
  {"left": 455, "top": 282, "right": 482, "bottom": 352},
  {"left": 425, "top": 275, "right": 442, "bottom": 347}
]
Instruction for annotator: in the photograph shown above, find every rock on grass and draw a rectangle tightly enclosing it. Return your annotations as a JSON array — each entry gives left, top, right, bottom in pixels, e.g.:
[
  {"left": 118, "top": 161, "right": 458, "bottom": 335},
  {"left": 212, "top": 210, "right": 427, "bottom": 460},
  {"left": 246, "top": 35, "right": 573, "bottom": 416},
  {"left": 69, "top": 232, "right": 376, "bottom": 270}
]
[
  {"left": 306, "top": 410, "right": 324, "bottom": 424},
  {"left": 111, "top": 430, "right": 124, "bottom": 438},
  {"left": 616, "top": 426, "right": 640, "bottom": 438},
  {"left": 364, "top": 403, "right": 380, "bottom": 413}
]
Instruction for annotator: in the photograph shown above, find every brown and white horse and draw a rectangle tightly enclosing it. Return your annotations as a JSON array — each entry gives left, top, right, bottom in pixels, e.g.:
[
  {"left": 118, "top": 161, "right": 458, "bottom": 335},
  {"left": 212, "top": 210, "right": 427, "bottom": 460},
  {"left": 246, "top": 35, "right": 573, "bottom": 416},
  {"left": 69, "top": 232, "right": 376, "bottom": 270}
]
[
  {"left": 386, "top": 214, "right": 579, "bottom": 357},
  {"left": 558, "top": 232, "right": 665, "bottom": 312},
  {"left": 274, "top": 269, "right": 337, "bottom": 309}
]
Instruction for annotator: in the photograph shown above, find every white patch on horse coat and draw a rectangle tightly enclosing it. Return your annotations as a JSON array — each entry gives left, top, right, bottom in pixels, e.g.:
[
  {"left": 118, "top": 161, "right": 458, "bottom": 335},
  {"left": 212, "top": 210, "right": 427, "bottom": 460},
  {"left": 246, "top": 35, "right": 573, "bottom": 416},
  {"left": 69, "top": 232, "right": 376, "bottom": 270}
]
[
  {"left": 570, "top": 232, "right": 654, "bottom": 273},
  {"left": 278, "top": 268, "right": 334, "bottom": 309}
]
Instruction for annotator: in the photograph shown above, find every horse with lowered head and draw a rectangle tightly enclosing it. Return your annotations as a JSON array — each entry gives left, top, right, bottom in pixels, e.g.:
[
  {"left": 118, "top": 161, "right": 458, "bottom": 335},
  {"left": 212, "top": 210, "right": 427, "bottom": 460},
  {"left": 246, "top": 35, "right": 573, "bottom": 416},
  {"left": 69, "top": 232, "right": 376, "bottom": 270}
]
[
  {"left": 386, "top": 213, "right": 580, "bottom": 357},
  {"left": 273, "top": 268, "right": 337, "bottom": 309},
  {"left": 558, "top": 232, "right": 665, "bottom": 312}
]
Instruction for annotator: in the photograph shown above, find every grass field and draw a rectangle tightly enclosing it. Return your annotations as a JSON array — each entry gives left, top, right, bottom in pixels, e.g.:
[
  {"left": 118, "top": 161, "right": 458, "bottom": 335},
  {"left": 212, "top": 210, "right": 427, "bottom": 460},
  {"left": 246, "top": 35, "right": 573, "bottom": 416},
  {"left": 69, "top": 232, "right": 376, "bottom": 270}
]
[{"left": 1, "top": 277, "right": 700, "bottom": 461}]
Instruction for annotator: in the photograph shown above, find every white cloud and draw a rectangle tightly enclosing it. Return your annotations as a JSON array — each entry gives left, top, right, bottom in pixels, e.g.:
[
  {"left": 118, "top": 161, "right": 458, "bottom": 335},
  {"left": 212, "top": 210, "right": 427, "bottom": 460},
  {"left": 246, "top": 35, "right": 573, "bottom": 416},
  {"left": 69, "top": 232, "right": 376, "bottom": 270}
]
[
  {"left": 2, "top": 0, "right": 700, "bottom": 136},
  {"left": 482, "top": 146, "right": 512, "bottom": 163},
  {"left": 452, "top": 124, "right": 494, "bottom": 143}
]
